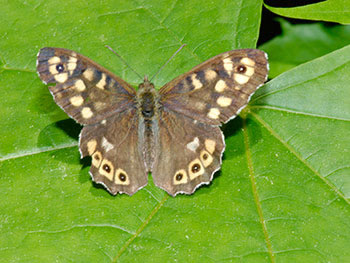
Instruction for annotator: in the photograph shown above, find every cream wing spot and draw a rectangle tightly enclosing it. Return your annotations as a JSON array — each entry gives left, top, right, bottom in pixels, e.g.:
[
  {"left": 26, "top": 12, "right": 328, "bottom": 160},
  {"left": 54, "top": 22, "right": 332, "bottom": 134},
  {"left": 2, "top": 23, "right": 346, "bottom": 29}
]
[
  {"left": 68, "top": 55, "right": 77, "bottom": 63},
  {"left": 205, "top": 139, "right": 216, "bottom": 154},
  {"left": 48, "top": 56, "right": 61, "bottom": 65},
  {"left": 83, "top": 68, "right": 95, "bottom": 81},
  {"left": 205, "top": 69, "right": 217, "bottom": 81},
  {"left": 75, "top": 79, "right": 86, "bottom": 92},
  {"left": 207, "top": 108, "right": 220, "bottom": 119},
  {"left": 186, "top": 137, "right": 200, "bottom": 152},
  {"left": 87, "top": 139, "right": 97, "bottom": 155},
  {"left": 92, "top": 151, "right": 102, "bottom": 167},
  {"left": 67, "top": 56, "right": 78, "bottom": 72},
  {"left": 241, "top": 57, "right": 255, "bottom": 67},
  {"left": 99, "top": 159, "right": 114, "bottom": 181},
  {"left": 96, "top": 73, "right": 107, "bottom": 90},
  {"left": 49, "top": 64, "right": 58, "bottom": 74},
  {"left": 173, "top": 169, "right": 188, "bottom": 185},
  {"left": 223, "top": 58, "right": 234, "bottom": 73},
  {"left": 54, "top": 73, "right": 68, "bottom": 83},
  {"left": 244, "top": 66, "right": 255, "bottom": 77},
  {"left": 215, "top": 80, "right": 227, "bottom": 93},
  {"left": 200, "top": 150, "right": 213, "bottom": 167},
  {"left": 82, "top": 107, "right": 93, "bottom": 119},
  {"left": 217, "top": 96, "right": 232, "bottom": 107},
  {"left": 70, "top": 95, "right": 84, "bottom": 107},
  {"left": 67, "top": 62, "right": 77, "bottom": 72},
  {"left": 188, "top": 159, "right": 205, "bottom": 180},
  {"left": 115, "top": 168, "right": 130, "bottom": 185},
  {"left": 191, "top": 74, "right": 203, "bottom": 90},
  {"left": 234, "top": 73, "right": 250, "bottom": 84},
  {"left": 101, "top": 137, "right": 114, "bottom": 152}
]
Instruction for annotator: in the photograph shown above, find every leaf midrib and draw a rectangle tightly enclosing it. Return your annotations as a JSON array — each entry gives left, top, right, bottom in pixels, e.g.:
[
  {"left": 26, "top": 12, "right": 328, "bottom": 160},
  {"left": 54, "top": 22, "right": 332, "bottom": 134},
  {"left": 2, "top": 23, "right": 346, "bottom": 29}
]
[{"left": 0, "top": 143, "right": 78, "bottom": 162}]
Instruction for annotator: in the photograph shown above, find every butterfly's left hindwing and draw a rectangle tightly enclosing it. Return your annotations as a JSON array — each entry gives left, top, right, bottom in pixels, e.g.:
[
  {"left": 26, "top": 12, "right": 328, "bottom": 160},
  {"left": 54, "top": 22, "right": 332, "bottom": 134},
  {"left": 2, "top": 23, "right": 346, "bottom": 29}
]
[
  {"left": 37, "top": 47, "right": 137, "bottom": 125},
  {"left": 79, "top": 109, "right": 148, "bottom": 195}
]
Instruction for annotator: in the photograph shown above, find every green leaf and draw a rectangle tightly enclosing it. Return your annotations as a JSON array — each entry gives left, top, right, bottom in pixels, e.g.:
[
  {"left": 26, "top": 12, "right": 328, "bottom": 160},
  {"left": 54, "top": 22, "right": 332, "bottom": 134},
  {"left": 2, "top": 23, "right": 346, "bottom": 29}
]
[
  {"left": 265, "top": 0, "right": 350, "bottom": 24},
  {"left": 259, "top": 20, "right": 350, "bottom": 77},
  {"left": 1, "top": 1, "right": 350, "bottom": 262}
]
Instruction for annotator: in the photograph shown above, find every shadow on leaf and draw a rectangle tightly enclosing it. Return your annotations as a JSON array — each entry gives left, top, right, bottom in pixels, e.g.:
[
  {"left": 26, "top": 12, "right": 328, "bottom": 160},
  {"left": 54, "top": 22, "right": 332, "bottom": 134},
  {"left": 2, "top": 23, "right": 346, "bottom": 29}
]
[
  {"left": 37, "top": 119, "right": 81, "bottom": 165},
  {"left": 37, "top": 119, "right": 81, "bottom": 147}
]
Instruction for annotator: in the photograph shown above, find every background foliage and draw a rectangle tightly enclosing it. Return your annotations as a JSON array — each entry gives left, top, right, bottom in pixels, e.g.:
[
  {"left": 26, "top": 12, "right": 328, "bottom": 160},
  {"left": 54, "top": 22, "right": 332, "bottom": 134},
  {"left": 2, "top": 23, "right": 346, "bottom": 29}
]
[{"left": 0, "top": 0, "right": 349, "bottom": 262}]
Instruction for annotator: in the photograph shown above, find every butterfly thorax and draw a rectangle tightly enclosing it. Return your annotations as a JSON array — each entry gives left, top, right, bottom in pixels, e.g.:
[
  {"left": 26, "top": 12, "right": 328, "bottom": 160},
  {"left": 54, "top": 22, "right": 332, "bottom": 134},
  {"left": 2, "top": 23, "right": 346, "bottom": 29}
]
[
  {"left": 137, "top": 77, "right": 159, "bottom": 171},
  {"left": 137, "top": 78, "right": 158, "bottom": 119}
]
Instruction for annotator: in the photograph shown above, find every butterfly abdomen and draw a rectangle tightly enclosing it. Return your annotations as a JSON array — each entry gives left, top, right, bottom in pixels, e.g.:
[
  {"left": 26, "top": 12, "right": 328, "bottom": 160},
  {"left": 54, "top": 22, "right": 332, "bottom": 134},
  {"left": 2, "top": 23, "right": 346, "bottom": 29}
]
[{"left": 137, "top": 80, "right": 159, "bottom": 171}]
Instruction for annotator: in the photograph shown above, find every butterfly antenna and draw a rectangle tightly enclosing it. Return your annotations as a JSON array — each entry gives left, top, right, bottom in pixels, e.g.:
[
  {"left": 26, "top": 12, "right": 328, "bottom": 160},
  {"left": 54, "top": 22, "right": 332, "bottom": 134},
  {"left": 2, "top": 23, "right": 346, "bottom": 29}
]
[
  {"left": 105, "top": 45, "right": 143, "bottom": 81},
  {"left": 150, "top": 44, "right": 187, "bottom": 82}
]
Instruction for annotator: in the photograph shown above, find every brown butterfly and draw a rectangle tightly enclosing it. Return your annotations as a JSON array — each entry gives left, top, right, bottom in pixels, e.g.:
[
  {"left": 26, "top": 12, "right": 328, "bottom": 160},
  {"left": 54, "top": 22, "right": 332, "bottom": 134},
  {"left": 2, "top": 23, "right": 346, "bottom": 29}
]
[{"left": 36, "top": 47, "right": 268, "bottom": 196}]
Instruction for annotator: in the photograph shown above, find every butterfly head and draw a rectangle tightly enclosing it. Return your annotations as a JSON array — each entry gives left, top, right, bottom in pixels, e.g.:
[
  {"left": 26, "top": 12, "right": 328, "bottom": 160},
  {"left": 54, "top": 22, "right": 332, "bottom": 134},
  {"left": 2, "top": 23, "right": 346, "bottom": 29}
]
[{"left": 138, "top": 76, "right": 155, "bottom": 92}]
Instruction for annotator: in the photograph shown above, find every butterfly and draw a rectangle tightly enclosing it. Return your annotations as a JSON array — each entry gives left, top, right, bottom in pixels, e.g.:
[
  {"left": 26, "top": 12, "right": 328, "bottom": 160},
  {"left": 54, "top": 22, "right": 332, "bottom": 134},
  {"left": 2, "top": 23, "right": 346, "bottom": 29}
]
[{"left": 36, "top": 47, "right": 268, "bottom": 196}]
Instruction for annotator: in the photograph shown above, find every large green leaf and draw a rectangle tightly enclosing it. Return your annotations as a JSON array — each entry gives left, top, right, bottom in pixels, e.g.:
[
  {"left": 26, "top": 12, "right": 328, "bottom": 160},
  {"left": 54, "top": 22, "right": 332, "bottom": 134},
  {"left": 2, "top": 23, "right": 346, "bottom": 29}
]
[
  {"left": 265, "top": 0, "right": 350, "bottom": 24},
  {"left": 259, "top": 20, "right": 350, "bottom": 77},
  {"left": 1, "top": 1, "right": 350, "bottom": 262}
]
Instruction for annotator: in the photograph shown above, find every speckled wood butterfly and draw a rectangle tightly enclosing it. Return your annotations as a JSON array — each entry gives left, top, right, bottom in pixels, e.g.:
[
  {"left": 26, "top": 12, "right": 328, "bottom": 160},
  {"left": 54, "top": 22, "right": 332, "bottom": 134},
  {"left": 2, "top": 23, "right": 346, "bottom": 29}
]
[{"left": 36, "top": 47, "right": 268, "bottom": 196}]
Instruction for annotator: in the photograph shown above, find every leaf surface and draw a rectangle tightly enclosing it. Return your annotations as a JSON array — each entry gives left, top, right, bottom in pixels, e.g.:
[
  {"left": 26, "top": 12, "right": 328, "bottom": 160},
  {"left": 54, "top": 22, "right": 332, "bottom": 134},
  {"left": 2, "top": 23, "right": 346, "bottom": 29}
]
[{"left": 1, "top": 1, "right": 349, "bottom": 262}]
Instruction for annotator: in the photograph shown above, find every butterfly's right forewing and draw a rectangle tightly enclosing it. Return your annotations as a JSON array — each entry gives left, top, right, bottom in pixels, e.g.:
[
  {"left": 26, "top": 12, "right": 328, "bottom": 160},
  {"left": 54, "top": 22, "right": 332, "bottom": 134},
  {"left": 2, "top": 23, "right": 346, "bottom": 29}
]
[{"left": 159, "top": 49, "right": 268, "bottom": 125}]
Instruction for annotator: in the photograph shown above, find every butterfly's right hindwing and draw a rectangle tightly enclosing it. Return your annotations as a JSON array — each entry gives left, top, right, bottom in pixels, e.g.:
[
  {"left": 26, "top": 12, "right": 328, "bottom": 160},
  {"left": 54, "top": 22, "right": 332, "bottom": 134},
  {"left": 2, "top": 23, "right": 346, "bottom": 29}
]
[{"left": 37, "top": 47, "right": 137, "bottom": 125}]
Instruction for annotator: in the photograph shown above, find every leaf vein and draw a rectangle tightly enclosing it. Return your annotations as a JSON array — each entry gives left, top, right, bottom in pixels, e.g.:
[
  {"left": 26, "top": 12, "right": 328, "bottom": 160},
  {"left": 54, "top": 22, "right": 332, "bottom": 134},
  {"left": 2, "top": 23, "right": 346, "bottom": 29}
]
[
  {"left": 243, "top": 118, "right": 276, "bottom": 263},
  {"left": 251, "top": 105, "right": 350, "bottom": 122},
  {"left": 251, "top": 112, "right": 350, "bottom": 206},
  {"left": 0, "top": 142, "right": 78, "bottom": 162},
  {"left": 113, "top": 195, "right": 169, "bottom": 262}
]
